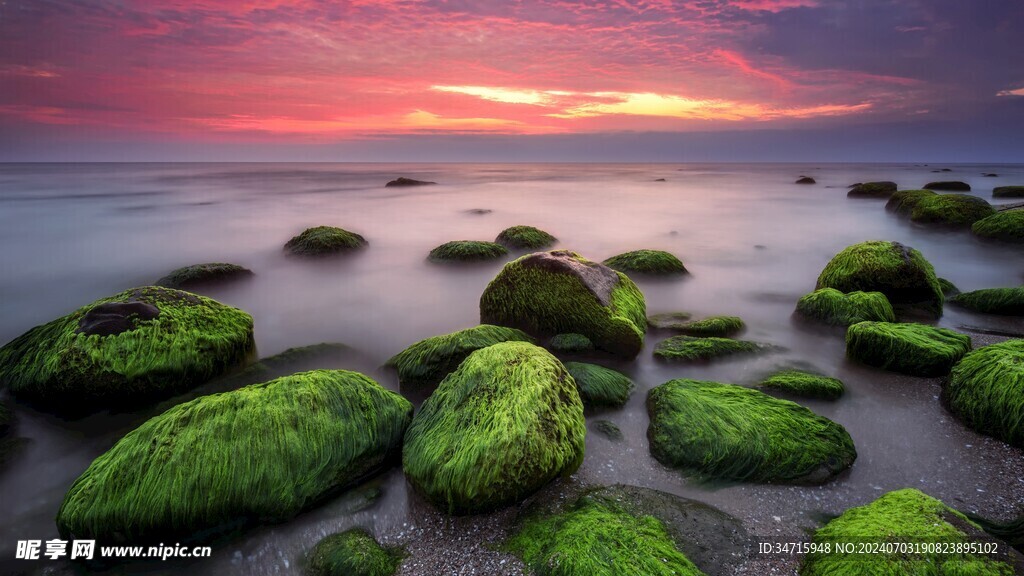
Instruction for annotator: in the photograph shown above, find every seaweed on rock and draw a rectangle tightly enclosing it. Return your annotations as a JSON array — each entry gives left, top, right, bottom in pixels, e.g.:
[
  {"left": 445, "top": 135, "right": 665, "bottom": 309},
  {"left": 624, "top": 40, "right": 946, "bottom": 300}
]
[
  {"left": 973, "top": 210, "right": 1024, "bottom": 243},
  {"left": 284, "top": 226, "right": 367, "bottom": 256},
  {"left": 653, "top": 336, "right": 773, "bottom": 362},
  {"left": 548, "top": 333, "right": 594, "bottom": 353},
  {"left": 307, "top": 528, "right": 404, "bottom": 576},
  {"left": 564, "top": 362, "right": 634, "bottom": 408},
  {"left": 795, "top": 288, "right": 896, "bottom": 326},
  {"left": 951, "top": 287, "right": 1024, "bottom": 315},
  {"left": 910, "top": 194, "right": 995, "bottom": 227},
  {"left": 155, "top": 262, "right": 253, "bottom": 289},
  {"left": 885, "top": 189, "right": 936, "bottom": 215},
  {"left": 427, "top": 240, "right": 508, "bottom": 262},
  {"left": 845, "top": 321, "right": 971, "bottom": 377},
  {"left": 848, "top": 181, "right": 898, "bottom": 198},
  {"left": 945, "top": 339, "right": 1024, "bottom": 448},
  {"left": 494, "top": 225, "right": 557, "bottom": 250},
  {"left": 673, "top": 316, "right": 745, "bottom": 337},
  {"left": 602, "top": 249, "right": 688, "bottom": 275},
  {"left": 759, "top": 370, "right": 845, "bottom": 400}
]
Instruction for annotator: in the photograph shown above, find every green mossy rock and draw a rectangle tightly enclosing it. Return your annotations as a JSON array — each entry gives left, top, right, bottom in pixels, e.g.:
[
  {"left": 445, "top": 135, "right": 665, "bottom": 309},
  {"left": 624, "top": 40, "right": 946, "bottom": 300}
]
[
  {"left": 973, "top": 210, "right": 1024, "bottom": 243},
  {"left": 910, "top": 194, "right": 995, "bottom": 227},
  {"left": 647, "top": 312, "right": 693, "bottom": 330},
  {"left": 603, "top": 249, "right": 688, "bottom": 275},
  {"left": 938, "top": 278, "right": 960, "bottom": 297},
  {"left": 548, "top": 333, "right": 594, "bottom": 353},
  {"left": 284, "top": 226, "right": 367, "bottom": 256},
  {"left": 802, "top": 489, "right": 1021, "bottom": 576},
  {"left": 924, "top": 181, "right": 971, "bottom": 191},
  {"left": 647, "top": 379, "right": 856, "bottom": 483},
  {"left": 653, "top": 336, "right": 774, "bottom": 362},
  {"left": 217, "top": 342, "right": 366, "bottom": 391},
  {"left": 951, "top": 287, "right": 1024, "bottom": 315},
  {"left": 594, "top": 420, "right": 623, "bottom": 441},
  {"left": 479, "top": 250, "right": 647, "bottom": 358},
  {"left": 307, "top": 528, "right": 403, "bottom": 576},
  {"left": 674, "top": 316, "right": 745, "bottom": 337},
  {"left": 945, "top": 340, "right": 1024, "bottom": 448},
  {"left": 155, "top": 262, "right": 253, "bottom": 289},
  {"left": 0, "top": 286, "right": 255, "bottom": 415},
  {"left": 564, "top": 362, "right": 634, "bottom": 408},
  {"left": 402, "top": 342, "right": 585, "bottom": 514},
  {"left": 759, "top": 370, "right": 845, "bottom": 400},
  {"left": 994, "top": 186, "right": 1024, "bottom": 198},
  {"left": 56, "top": 370, "right": 413, "bottom": 542},
  {"left": 795, "top": 288, "right": 896, "bottom": 326},
  {"left": 885, "top": 189, "right": 936, "bottom": 215},
  {"left": 495, "top": 225, "right": 557, "bottom": 250},
  {"left": 848, "top": 181, "right": 898, "bottom": 198},
  {"left": 846, "top": 321, "right": 971, "bottom": 376},
  {"left": 385, "top": 325, "right": 534, "bottom": 390},
  {"left": 428, "top": 240, "right": 508, "bottom": 262},
  {"left": 816, "top": 240, "right": 944, "bottom": 317}
]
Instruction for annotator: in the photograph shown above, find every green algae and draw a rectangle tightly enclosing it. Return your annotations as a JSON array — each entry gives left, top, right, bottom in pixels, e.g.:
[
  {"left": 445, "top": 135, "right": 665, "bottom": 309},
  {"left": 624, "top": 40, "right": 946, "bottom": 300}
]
[
  {"left": 647, "top": 379, "right": 856, "bottom": 483},
  {"left": 653, "top": 336, "right": 773, "bottom": 362},
  {"left": 647, "top": 311, "right": 693, "bottom": 330},
  {"left": 973, "top": 210, "right": 1024, "bottom": 243},
  {"left": 564, "top": 362, "right": 634, "bottom": 408},
  {"left": 284, "top": 226, "right": 367, "bottom": 256},
  {"left": 846, "top": 321, "right": 971, "bottom": 377},
  {"left": 993, "top": 186, "right": 1024, "bottom": 198},
  {"left": 674, "top": 316, "right": 745, "bottom": 337},
  {"left": 910, "top": 194, "right": 995, "bottom": 226},
  {"left": 56, "top": 370, "right": 413, "bottom": 542},
  {"left": 155, "top": 262, "right": 253, "bottom": 289},
  {"left": 848, "top": 181, "right": 898, "bottom": 198},
  {"left": 494, "top": 225, "right": 557, "bottom": 250},
  {"left": 428, "top": 240, "right": 508, "bottom": 262},
  {"left": 548, "top": 333, "right": 594, "bottom": 353},
  {"left": 945, "top": 340, "right": 1024, "bottom": 448},
  {"left": 885, "top": 189, "right": 937, "bottom": 215},
  {"left": 307, "top": 528, "right": 403, "bottom": 576},
  {"left": 951, "top": 287, "right": 1024, "bottom": 315},
  {"left": 759, "top": 370, "right": 845, "bottom": 400},
  {"left": 938, "top": 278, "right": 960, "bottom": 297},
  {"left": 795, "top": 288, "right": 896, "bottom": 326},
  {"left": 602, "top": 249, "right": 688, "bottom": 275}
]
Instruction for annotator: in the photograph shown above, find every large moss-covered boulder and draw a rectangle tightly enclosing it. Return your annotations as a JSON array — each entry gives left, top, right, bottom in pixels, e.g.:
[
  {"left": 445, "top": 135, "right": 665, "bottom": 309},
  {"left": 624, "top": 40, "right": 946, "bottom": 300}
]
[
  {"left": 951, "top": 287, "right": 1024, "bottom": 315},
  {"left": 402, "top": 342, "right": 585, "bottom": 514},
  {"left": 0, "top": 287, "right": 254, "bottom": 415},
  {"left": 759, "top": 370, "right": 844, "bottom": 400},
  {"left": 910, "top": 194, "right": 995, "bottom": 227},
  {"left": 653, "top": 336, "right": 774, "bottom": 362},
  {"left": 428, "top": 240, "right": 508, "bottom": 262},
  {"left": 816, "top": 241, "right": 944, "bottom": 317},
  {"left": 846, "top": 321, "right": 971, "bottom": 376},
  {"left": 155, "top": 262, "right": 253, "bottom": 289},
  {"left": 479, "top": 250, "right": 647, "bottom": 358},
  {"left": 945, "top": 340, "right": 1024, "bottom": 448},
  {"left": 56, "top": 370, "right": 413, "bottom": 542},
  {"left": 384, "top": 325, "right": 534, "bottom": 390},
  {"left": 885, "top": 189, "right": 936, "bottom": 215},
  {"left": 848, "top": 181, "right": 897, "bottom": 198},
  {"left": 924, "top": 181, "right": 971, "bottom": 191},
  {"left": 802, "top": 489, "right": 1022, "bottom": 576},
  {"left": 672, "top": 316, "right": 745, "bottom": 337},
  {"left": 307, "top": 528, "right": 403, "bottom": 576},
  {"left": 795, "top": 288, "right": 896, "bottom": 326},
  {"left": 564, "top": 362, "right": 634, "bottom": 408},
  {"left": 495, "top": 225, "right": 557, "bottom": 250},
  {"left": 994, "top": 186, "right": 1024, "bottom": 198},
  {"left": 973, "top": 210, "right": 1024, "bottom": 243},
  {"left": 285, "top": 226, "right": 367, "bottom": 256},
  {"left": 647, "top": 380, "right": 855, "bottom": 483},
  {"left": 603, "top": 249, "right": 688, "bottom": 275}
]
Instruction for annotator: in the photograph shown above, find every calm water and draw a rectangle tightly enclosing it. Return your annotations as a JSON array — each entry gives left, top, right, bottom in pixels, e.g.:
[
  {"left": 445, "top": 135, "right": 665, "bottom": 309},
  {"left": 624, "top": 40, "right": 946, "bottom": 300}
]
[{"left": 1, "top": 162, "right": 1023, "bottom": 575}]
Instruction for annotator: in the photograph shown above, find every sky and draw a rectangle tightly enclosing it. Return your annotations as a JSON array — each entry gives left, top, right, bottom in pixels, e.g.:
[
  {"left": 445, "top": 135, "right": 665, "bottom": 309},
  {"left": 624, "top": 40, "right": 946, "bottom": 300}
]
[{"left": 1, "top": 0, "right": 1022, "bottom": 162}]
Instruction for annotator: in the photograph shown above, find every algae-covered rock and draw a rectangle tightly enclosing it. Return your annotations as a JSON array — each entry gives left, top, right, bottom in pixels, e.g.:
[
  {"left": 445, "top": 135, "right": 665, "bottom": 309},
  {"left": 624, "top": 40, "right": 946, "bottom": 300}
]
[
  {"left": 603, "top": 249, "right": 688, "bottom": 276},
  {"left": 924, "top": 181, "right": 971, "bottom": 191},
  {"left": 673, "top": 316, "right": 745, "bottom": 337},
  {"left": 402, "top": 342, "right": 585, "bottom": 514},
  {"left": 479, "top": 250, "right": 647, "bottom": 358},
  {"left": 307, "top": 528, "right": 403, "bottom": 576},
  {"left": 848, "top": 181, "right": 898, "bottom": 198},
  {"left": 945, "top": 340, "right": 1024, "bottom": 448},
  {"left": 759, "top": 370, "right": 845, "bottom": 400},
  {"left": 951, "top": 287, "right": 1024, "bottom": 315},
  {"left": 802, "top": 489, "right": 1022, "bottom": 576},
  {"left": 285, "top": 226, "right": 367, "bottom": 256},
  {"left": 910, "top": 194, "right": 995, "bottom": 227},
  {"left": 428, "top": 240, "right": 508, "bottom": 262},
  {"left": 994, "top": 186, "right": 1024, "bottom": 198},
  {"left": 647, "top": 312, "right": 693, "bottom": 330},
  {"left": 885, "top": 189, "right": 936, "bottom": 215},
  {"left": 0, "top": 286, "right": 254, "bottom": 415},
  {"left": 564, "top": 362, "right": 634, "bottom": 408},
  {"left": 548, "top": 333, "right": 594, "bottom": 353},
  {"left": 385, "top": 177, "right": 435, "bottom": 187},
  {"left": 385, "top": 325, "right": 534, "bottom": 390},
  {"left": 846, "top": 321, "right": 971, "bottom": 376},
  {"left": 56, "top": 370, "right": 413, "bottom": 542},
  {"left": 155, "top": 262, "right": 253, "bottom": 289},
  {"left": 795, "top": 288, "right": 896, "bottom": 326},
  {"left": 647, "top": 379, "right": 856, "bottom": 483},
  {"left": 594, "top": 420, "right": 623, "bottom": 441},
  {"left": 938, "top": 278, "right": 960, "bottom": 297},
  {"left": 495, "top": 225, "right": 557, "bottom": 250},
  {"left": 973, "top": 210, "right": 1024, "bottom": 243},
  {"left": 816, "top": 240, "right": 944, "bottom": 317},
  {"left": 653, "top": 336, "right": 774, "bottom": 362}
]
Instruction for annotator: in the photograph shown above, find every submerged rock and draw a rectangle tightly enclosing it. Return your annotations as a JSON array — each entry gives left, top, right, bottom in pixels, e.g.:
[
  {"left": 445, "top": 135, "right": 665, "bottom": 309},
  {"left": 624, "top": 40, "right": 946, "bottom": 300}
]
[
  {"left": 816, "top": 240, "right": 944, "bottom": 317},
  {"left": 494, "top": 225, "right": 557, "bottom": 250},
  {"left": 802, "top": 489, "right": 1023, "bottom": 575},
  {"left": 56, "top": 370, "right": 413, "bottom": 542},
  {"left": 307, "top": 528, "right": 404, "bottom": 576},
  {"left": 973, "top": 209, "right": 1024, "bottom": 243},
  {"left": 796, "top": 176, "right": 816, "bottom": 184},
  {"left": 385, "top": 177, "right": 435, "bottom": 187},
  {"left": 593, "top": 419, "right": 623, "bottom": 441},
  {"left": 846, "top": 321, "right": 971, "bottom": 376},
  {"left": 603, "top": 249, "right": 688, "bottom": 275},
  {"left": 0, "top": 286, "right": 254, "bottom": 415},
  {"left": 848, "top": 181, "right": 898, "bottom": 198},
  {"left": 564, "top": 361, "right": 634, "bottom": 408},
  {"left": 945, "top": 339, "right": 1024, "bottom": 448},
  {"left": 284, "top": 226, "right": 367, "bottom": 256},
  {"left": 924, "top": 181, "right": 971, "bottom": 191},
  {"left": 647, "top": 379, "right": 856, "bottom": 483},
  {"left": 795, "top": 288, "right": 896, "bottom": 326},
  {"left": 479, "top": 250, "right": 647, "bottom": 358},
  {"left": 885, "top": 189, "right": 936, "bottom": 214},
  {"left": 402, "top": 342, "right": 585, "bottom": 514},
  {"left": 672, "top": 316, "right": 745, "bottom": 337},
  {"left": 155, "top": 262, "right": 253, "bottom": 289},
  {"left": 548, "top": 333, "right": 594, "bottom": 353},
  {"left": 647, "top": 311, "right": 693, "bottom": 330},
  {"left": 951, "top": 287, "right": 1024, "bottom": 315},
  {"left": 427, "top": 240, "right": 508, "bottom": 262},
  {"left": 759, "top": 370, "right": 845, "bottom": 400},
  {"left": 653, "top": 336, "right": 775, "bottom": 362},
  {"left": 910, "top": 194, "right": 995, "bottom": 227},
  {"left": 994, "top": 186, "right": 1024, "bottom": 198},
  {"left": 385, "top": 325, "right": 534, "bottom": 391}
]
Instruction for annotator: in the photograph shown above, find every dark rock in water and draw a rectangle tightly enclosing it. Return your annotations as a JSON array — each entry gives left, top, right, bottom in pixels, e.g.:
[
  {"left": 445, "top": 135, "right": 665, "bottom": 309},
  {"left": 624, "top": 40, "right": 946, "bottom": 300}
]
[
  {"left": 847, "top": 182, "right": 862, "bottom": 188},
  {"left": 284, "top": 226, "right": 367, "bottom": 256},
  {"left": 464, "top": 208, "right": 492, "bottom": 215},
  {"left": 78, "top": 301, "right": 160, "bottom": 336},
  {"left": 428, "top": 240, "right": 507, "bottom": 262},
  {"left": 848, "top": 181, "right": 897, "bottom": 197},
  {"left": 940, "top": 168, "right": 953, "bottom": 172},
  {"left": 654, "top": 178, "right": 667, "bottom": 182},
  {"left": 647, "top": 311, "right": 693, "bottom": 330},
  {"left": 593, "top": 419, "right": 623, "bottom": 441},
  {"left": 754, "top": 244, "right": 767, "bottom": 250},
  {"left": 385, "top": 177, "right": 435, "bottom": 187},
  {"left": 155, "top": 262, "right": 253, "bottom": 289},
  {"left": 984, "top": 173, "right": 998, "bottom": 177},
  {"left": 994, "top": 186, "right": 1024, "bottom": 198},
  {"left": 923, "top": 181, "right": 971, "bottom": 191},
  {"left": 795, "top": 176, "right": 816, "bottom": 184}
]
